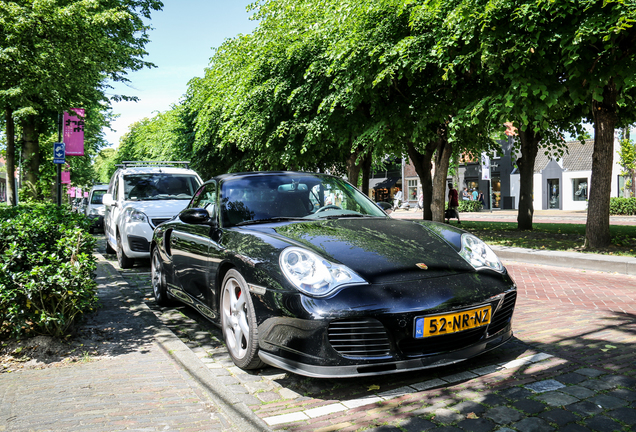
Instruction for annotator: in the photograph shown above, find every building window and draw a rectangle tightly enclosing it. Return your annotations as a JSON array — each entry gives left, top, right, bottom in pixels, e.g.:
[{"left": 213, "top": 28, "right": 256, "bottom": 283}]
[
  {"left": 572, "top": 178, "right": 588, "bottom": 201},
  {"left": 407, "top": 179, "right": 418, "bottom": 201}
]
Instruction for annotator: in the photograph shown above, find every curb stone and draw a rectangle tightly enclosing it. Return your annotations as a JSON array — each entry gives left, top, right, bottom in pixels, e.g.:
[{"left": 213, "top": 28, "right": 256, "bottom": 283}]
[{"left": 96, "top": 252, "right": 272, "bottom": 432}]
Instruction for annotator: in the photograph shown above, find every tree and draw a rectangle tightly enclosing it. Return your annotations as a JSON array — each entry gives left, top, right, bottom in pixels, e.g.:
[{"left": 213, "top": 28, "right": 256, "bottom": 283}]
[{"left": 0, "top": 0, "right": 163, "bottom": 204}]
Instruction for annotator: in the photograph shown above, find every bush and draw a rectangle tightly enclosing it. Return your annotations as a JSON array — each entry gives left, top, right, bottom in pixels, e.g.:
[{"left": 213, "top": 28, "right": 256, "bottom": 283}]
[
  {"left": 456, "top": 200, "right": 483, "bottom": 212},
  {"left": 609, "top": 197, "right": 636, "bottom": 215},
  {"left": 0, "top": 204, "right": 98, "bottom": 338}
]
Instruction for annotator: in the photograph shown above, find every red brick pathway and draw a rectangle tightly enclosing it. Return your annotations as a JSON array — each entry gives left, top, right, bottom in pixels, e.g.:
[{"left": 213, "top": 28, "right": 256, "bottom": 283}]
[{"left": 506, "top": 261, "right": 636, "bottom": 313}]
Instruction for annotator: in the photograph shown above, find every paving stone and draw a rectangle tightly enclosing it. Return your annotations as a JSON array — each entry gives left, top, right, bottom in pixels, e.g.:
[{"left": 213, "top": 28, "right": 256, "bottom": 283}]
[
  {"left": 427, "top": 427, "right": 462, "bottom": 432},
  {"left": 484, "top": 406, "right": 523, "bottom": 425},
  {"left": 556, "top": 373, "right": 587, "bottom": 385},
  {"left": 558, "top": 385, "right": 596, "bottom": 399},
  {"left": 536, "top": 391, "right": 580, "bottom": 407},
  {"left": 607, "top": 388, "right": 636, "bottom": 402},
  {"left": 559, "top": 424, "right": 591, "bottom": 432},
  {"left": 538, "top": 408, "right": 580, "bottom": 426},
  {"left": 455, "top": 418, "right": 495, "bottom": 432},
  {"left": 607, "top": 406, "right": 636, "bottom": 425},
  {"left": 512, "top": 417, "right": 555, "bottom": 432},
  {"left": 473, "top": 394, "right": 507, "bottom": 407},
  {"left": 400, "top": 416, "right": 436, "bottom": 431},
  {"left": 432, "top": 408, "right": 465, "bottom": 424},
  {"left": 499, "top": 387, "right": 535, "bottom": 401},
  {"left": 575, "top": 368, "right": 605, "bottom": 378},
  {"left": 603, "top": 374, "right": 636, "bottom": 388},
  {"left": 367, "top": 425, "right": 402, "bottom": 432},
  {"left": 448, "top": 400, "right": 486, "bottom": 416},
  {"left": 513, "top": 398, "right": 547, "bottom": 414},
  {"left": 588, "top": 394, "right": 628, "bottom": 410},
  {"left": 579, "top": 379, "right": 615, "bottom": 392},
  {"left": 584, "top": 415, "right": 623, "bottom": 432},
  {"left": 568, "top": 400, "right": 605, "bottom": 417},
  {"left": 526, "top": 380, "right": 566, "bottom": 393}
]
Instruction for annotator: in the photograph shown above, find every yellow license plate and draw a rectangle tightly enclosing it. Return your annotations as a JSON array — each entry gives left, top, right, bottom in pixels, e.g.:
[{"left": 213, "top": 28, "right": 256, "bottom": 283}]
[{"left": 414, "top": 305, "right": 492, "bottom": 338}]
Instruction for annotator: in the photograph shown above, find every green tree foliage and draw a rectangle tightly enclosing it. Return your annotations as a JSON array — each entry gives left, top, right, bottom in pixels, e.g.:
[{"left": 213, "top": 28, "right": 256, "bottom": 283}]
[{"left": 0, "top": 0, "right": 163, "bottom": 204}]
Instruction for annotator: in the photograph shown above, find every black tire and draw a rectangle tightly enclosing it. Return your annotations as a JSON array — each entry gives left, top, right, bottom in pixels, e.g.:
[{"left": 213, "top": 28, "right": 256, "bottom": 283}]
[
  {"left": 151, "top": 247, "right": 174, "bottom": 306},
  {"left": 220, "top": 269, "right": 264, "bottom": 370},
  {"left": 116, "top": 231, "right": 135, "bottom": 269}
]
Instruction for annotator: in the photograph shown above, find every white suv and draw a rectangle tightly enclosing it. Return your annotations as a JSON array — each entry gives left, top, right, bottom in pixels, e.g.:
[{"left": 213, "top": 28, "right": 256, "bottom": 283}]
[{"left": 102, "top": 161, "right": 203, "bottom": 268}]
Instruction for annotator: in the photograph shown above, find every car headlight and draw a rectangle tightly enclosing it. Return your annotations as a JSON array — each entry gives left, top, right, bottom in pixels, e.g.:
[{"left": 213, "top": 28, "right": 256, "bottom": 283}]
[
  {"left": 280, "top": 247, "right": 367, "bottom": 297},
  {"left": 124, "top": 207, "right": 148, "bottom": 224},
  {"left": 459, "top": 233, "right": 504, "bottom": 273}
]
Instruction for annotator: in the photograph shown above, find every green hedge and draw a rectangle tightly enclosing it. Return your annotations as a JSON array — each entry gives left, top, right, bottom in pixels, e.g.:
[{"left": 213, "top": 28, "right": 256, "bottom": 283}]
[
  {"left": 448, "top": 200, "right": 483, "bottom": 212},
  {"left": 609, "top": 197, "right": 636, "bottom": 215},
  {"left": 0, "top": 204, "right": 98, "bottom": 338}
]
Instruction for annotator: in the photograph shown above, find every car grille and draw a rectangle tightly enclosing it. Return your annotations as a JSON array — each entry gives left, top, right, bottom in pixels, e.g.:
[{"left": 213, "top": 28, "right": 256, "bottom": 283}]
[
  {"left": 127, "top": 235, "right": 150, "bottom": 253},
  {"left": 151, "top": 218, "right": 171, "bottom": 228},
  {"left": 328, "top": 318, "right": 391, "bottom": 358},
  {"left": 399, "top": 291, "right": 517, "bottom": 357},
  {"left": 487, "top": 291, "right": 517, "bottom": 335}
]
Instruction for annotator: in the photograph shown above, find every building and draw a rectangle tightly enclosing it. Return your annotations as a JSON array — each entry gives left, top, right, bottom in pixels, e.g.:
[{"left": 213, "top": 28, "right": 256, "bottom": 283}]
[{"left": 397, "top": 134, "right": 624, "bottom": 212}]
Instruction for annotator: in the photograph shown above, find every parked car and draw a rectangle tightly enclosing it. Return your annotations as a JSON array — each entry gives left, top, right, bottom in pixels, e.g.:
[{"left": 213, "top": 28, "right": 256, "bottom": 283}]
[
  {"left": 151, "top": 171, "right": 517, "bottom": 378},
  {"left": 85, "top": 184, "right": 109, "bottom": 233},
  {"left": 102, "top": 161, "right": 203, "bottom": 269}
]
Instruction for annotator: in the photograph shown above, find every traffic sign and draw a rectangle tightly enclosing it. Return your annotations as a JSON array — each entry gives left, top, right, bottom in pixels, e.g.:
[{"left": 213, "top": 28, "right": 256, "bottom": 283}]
[{"left": 53, "top": 142, "right": 65, "bottom": 164}]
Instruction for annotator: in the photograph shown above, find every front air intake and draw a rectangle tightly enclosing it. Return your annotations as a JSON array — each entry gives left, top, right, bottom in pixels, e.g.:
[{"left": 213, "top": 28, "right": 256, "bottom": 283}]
[{"left": 328, "top": 318, "right": 391, "bottom": 358}]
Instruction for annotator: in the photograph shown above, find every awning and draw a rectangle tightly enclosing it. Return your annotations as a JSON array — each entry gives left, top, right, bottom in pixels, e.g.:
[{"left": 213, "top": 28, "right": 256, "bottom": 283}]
[{"left": 372, "top": 177, "right": 400, "bottom": 190}]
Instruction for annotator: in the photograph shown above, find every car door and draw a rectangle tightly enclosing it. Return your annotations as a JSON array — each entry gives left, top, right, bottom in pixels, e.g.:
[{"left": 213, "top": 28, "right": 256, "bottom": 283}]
[
  {"left": 170, "top": 182, "right": 222, "bottom": 306},
  {"left": 104, "top": 175, "right": 122, "bottom": 248}
]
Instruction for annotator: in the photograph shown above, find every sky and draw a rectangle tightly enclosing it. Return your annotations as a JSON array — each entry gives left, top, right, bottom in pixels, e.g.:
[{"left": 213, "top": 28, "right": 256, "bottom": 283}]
[{"left": 103, "top": 0, "right": 258, "bottom": 148}]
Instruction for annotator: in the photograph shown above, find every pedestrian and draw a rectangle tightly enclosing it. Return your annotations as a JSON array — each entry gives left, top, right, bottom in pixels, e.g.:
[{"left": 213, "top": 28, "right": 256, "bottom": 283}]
[
  {"left": 447, "top": 183, "right": 460, "bottom": 224},
  {"left": 472, "top": 189, "right": 478, "bottom": 201},
  {"left": 478, "top": 190, "right": 486, "bottom": 207},
  {"left": 461, "top": 187, "right": 470, "bottom": 201},
  {"left": 393, "top": 187, "right": 403, "bottom": 210}
]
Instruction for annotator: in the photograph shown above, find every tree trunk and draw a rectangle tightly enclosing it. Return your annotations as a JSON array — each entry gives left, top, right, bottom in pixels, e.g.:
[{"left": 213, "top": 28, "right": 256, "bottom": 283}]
[
  {"left": 22, "top": 116, "right": 40, "bottom": 200},
  {"left": 431, "top": 127, "right": 452, "bottom": 223},
  {"left": 407, "top": 141, "right": 436, "bottom": 220},
  {"left": 361, "top": 152, "right": 372, "bottom": 196},
  {"left": 586, "top": 82, "right": 617, "bottom": 248},
  {"left": 516, "top": 128, "right": 541, "bottom": 230},
  {"left": 4, "top": 108, "right": 17, "bottom": 206},
  {"left": 346, "top": 144, "right": 363, "bottom": 188}
]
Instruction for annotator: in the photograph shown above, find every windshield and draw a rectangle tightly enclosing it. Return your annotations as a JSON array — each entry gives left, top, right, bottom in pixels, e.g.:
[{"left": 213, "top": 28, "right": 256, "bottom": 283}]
[
  {"left": 90, "top": 190, "right": 107, "bottom": 205},
  {"left": 124, "top": 174, "right": 201, "bottom": 201},
  {"left": 220, "top": 173, "right": 387, "bottom": 227}
]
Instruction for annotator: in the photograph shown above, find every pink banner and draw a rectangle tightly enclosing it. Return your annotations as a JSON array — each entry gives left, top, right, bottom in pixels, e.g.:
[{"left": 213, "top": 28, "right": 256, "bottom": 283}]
[
  {"left": 63, "top": 109, "right": 85, "bottom": 156},
  {"left": 62, "top": 171, "right": 71, "bottom": 184},
  {"left": 69, "top": 186, "right": 76, "bottom": 197},
  {"left": 84, "top": 192, "right": 89, "bottom": 198}
]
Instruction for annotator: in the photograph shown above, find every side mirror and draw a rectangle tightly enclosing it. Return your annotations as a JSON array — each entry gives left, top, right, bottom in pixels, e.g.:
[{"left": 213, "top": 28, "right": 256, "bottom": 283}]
[
  {"left": 102, "top": 193, "right": 115, "bottom": 206},
  {"left": 179, "top": 208, "right": 214, "bottom": 225},
  {"left": 376, "top": 201, "right": 393, "bottom": 214}
]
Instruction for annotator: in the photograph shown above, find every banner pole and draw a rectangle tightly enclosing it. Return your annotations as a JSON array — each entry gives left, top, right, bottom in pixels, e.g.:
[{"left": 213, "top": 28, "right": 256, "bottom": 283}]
[{"left": 57, "top": 113, "right": 62, "bottom": 206}]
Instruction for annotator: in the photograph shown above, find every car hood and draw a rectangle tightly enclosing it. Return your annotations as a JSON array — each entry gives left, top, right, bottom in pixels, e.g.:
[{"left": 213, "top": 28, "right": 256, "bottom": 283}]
[
  {"left": 123, "top": 199, "right": 191, "bottom": 218},
  {"left": 236, "top": 218, "right": 476, "bottom": 284}
]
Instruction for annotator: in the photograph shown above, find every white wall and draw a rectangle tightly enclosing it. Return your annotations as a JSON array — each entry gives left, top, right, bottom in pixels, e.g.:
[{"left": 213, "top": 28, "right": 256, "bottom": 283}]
[
  {"left": 562, "top": 171, "right": 590, "bottom": 211},
  {"left": 510, "top": 174, "right": 520, "bottom": 210}
]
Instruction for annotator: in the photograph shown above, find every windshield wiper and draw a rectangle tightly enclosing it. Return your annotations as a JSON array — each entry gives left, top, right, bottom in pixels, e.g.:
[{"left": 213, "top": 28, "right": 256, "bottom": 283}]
[
  {"left": 235, "top": 217, "right": 307, "bottom": 226},
  {"left": 318, "top": 214, "right": 381, "bottom": 219}
]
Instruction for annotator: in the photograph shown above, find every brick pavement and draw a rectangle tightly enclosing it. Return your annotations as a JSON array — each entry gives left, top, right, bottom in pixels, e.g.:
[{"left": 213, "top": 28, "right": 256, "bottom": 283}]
[
  {"left": 118, "top": 253, "right": 636, "bottom": 431},
  {"left": 5, "top": 239, "right": 634, "bottom": 432}
]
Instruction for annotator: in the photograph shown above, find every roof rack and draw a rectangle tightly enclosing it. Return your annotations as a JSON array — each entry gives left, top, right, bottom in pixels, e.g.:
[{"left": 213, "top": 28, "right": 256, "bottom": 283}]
[{"left": 115, "top": 161, "right": 191, "bottom": 169}]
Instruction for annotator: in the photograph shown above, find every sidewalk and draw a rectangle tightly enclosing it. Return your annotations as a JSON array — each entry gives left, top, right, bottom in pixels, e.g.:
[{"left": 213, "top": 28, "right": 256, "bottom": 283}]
[{"left": 0, "top": 256, "right": 269, "bottom": 432}]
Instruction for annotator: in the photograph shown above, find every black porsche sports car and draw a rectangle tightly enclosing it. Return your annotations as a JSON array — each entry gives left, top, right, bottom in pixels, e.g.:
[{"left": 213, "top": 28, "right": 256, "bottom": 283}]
[{"left": 151, "top": 171, "right": 516, "bottom": 378}]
